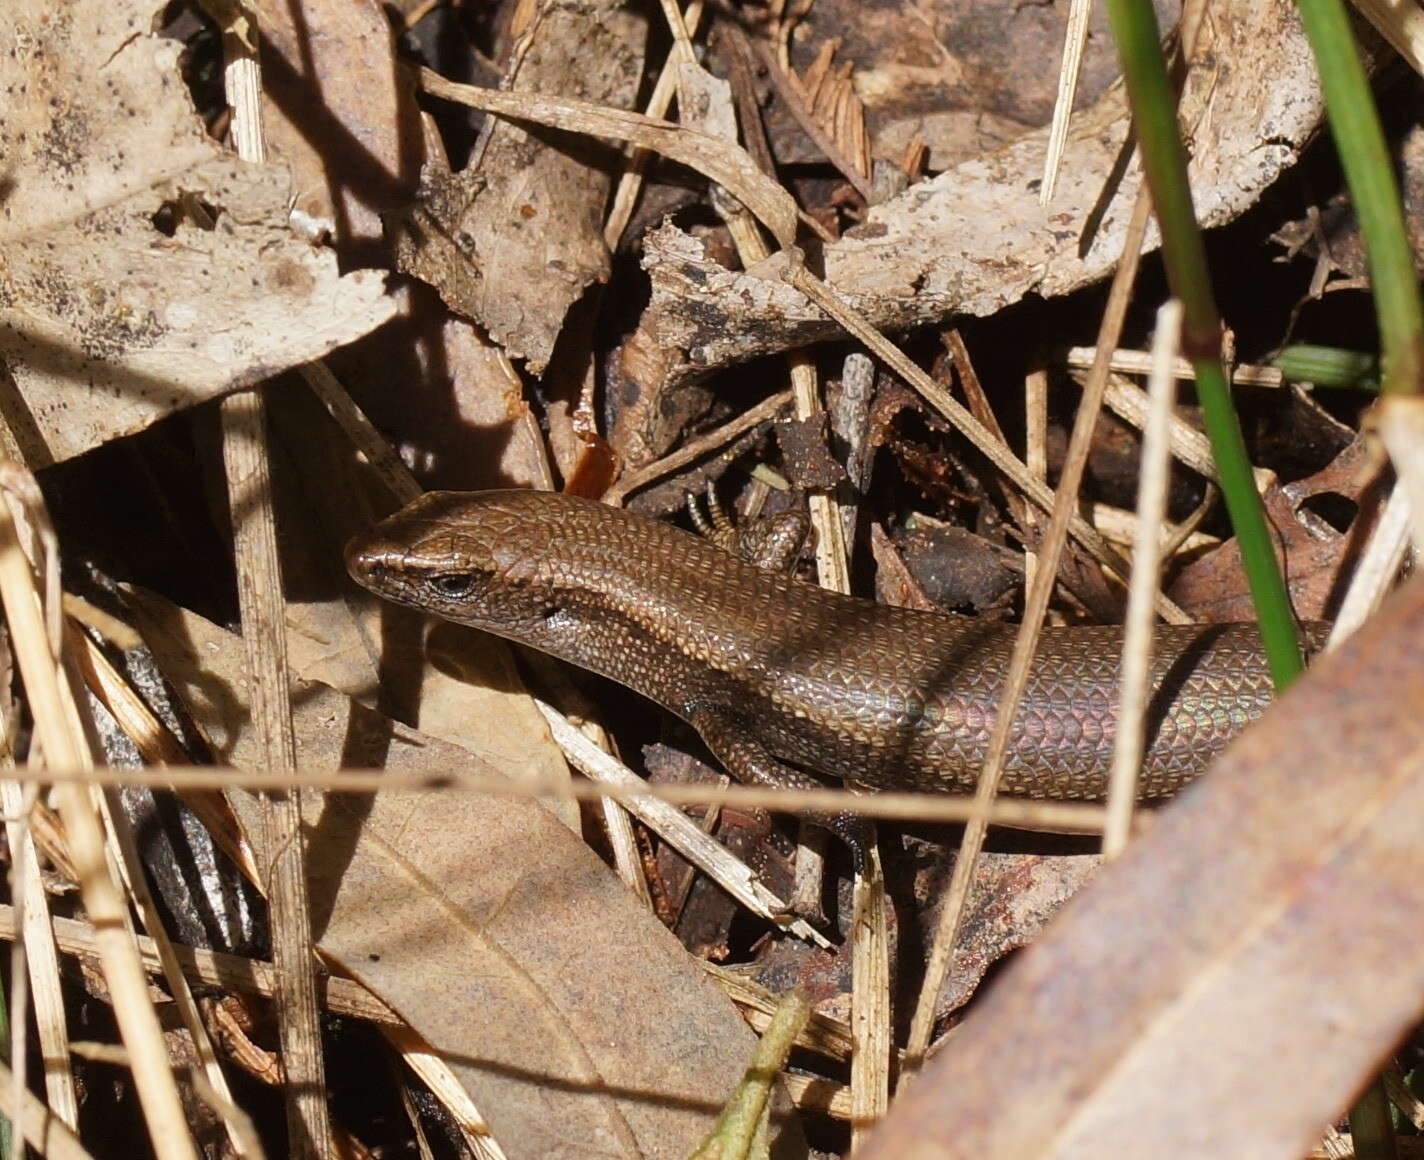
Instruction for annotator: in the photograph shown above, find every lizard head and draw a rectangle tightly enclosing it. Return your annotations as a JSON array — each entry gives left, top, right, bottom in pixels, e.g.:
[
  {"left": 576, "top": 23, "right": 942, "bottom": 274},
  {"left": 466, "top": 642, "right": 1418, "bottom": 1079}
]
[{"left": 345, "top": 490, "right": 579, "bottom": 635}]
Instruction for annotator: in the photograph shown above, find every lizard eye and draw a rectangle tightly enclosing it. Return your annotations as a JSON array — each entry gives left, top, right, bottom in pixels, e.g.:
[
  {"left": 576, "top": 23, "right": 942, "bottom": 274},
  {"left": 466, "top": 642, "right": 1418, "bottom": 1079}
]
[{"left": 428, "top": 573, "right": 476, "bottom": 598}]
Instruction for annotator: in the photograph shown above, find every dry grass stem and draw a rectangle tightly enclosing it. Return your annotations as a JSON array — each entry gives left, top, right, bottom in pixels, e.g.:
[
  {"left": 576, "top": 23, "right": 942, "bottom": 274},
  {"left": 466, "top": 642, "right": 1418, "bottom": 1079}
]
[
  {"left": 1096, "top": 370, "right": 1276, "bottom": 493},
  {"left": 903, "top": 175, "right": 1158, "bottom": 1067},
  {"left": 1040, "top": 0, "right": 1094, "bottom": 204},
  {"left": 1090, "top": 502, "right": 1220, "bottom": 554},
  {"left": 0, "top": 479, "right": 196, "bottom": 1159},
  {"left": 1064, "top": 345, "right": 1286, "bottom": 387},
  {"left": 0, "top": 760, "right": 1116, "bottom": 831},
  {"left": 536, "top": 698, "right": 832, "bottom": 945},
  {"left": 1, "top": 776, "right": 76, "bottom": 1131},
  {"left": 1378, "top": 396, "right": 1424, "bottom": 551},
  {"left": 1024, "top": 367, "right": 1049, "bottom": 594},
  {"left": 218, "top": 12, "right": 330, "bottom": 1152},
  {"left": 1104, "top": 300, "right": 1182, "bottom": 858},
  {"left": 849, "top": 844, "right": 891, "bottom": 1144},
  {"left": 220, "top": 389, "right": 329, "bottom": 1159},
  {"left": 0, "top": 1056, "right": 95, "bottom": 1160},
  {"left": 1351, "top": 0, "right": 1424, "bottom": 76},
  {"left": 604, "top": 0, "right": 707, "bottom": 248}
]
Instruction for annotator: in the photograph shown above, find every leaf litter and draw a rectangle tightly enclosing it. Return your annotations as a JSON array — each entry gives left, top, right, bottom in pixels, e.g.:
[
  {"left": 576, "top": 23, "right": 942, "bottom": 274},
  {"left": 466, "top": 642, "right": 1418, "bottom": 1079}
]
[{"left": 0, "top": 0, "right": 1419, "bottom": 1157}]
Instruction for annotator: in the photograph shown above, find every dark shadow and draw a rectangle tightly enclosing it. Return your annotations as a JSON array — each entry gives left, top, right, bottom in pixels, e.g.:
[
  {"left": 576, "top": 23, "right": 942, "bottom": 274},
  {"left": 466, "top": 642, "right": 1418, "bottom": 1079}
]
[
  {"left": 257, "top": 10, "right": 423, "bottom": 269},
  {"left": 1077, "top": 120, "right": 1138, "bottom": 261}
]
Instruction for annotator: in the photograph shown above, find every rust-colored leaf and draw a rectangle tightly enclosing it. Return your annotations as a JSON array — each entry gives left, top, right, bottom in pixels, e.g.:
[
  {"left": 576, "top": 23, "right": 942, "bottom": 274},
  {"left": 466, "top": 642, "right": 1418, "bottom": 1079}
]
[{"left": 860, "top": 576, "right": 1424, "bottom": 1160}]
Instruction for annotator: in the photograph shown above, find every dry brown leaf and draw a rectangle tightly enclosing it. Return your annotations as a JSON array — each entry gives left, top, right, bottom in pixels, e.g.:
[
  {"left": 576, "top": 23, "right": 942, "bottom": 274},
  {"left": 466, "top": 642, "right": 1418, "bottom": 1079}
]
[
  {"left": 1170, "top": 437, "right": 1378, "bottom": 622},
  {"left": 389, "top": 2, "right": 647, "bottom": 373},
  {"left": 416, "top": 67, "right": 801, "bottom": 250},
  {"left": 251, "top": 0, "right": 423, "bottom": 250},
  {"left": 0, "top": 2, "right": 400, "bottom": 467},
  {"left": 778, "top": 0, "right": 1129, "bottom": 173},
  {"left": 249, "top": 0, "right": 556, "bottom": 489},
  {"left": 859, "top": 576, "right": 1424, "bottom": 1160},
  {"left": 135, "top": 598, "right": 801, "bottom": 1159},
  {"left": 924, "top": 851, "right": 1099, "bottom": 1016},
  {"left": 627, "top": 0, "right": 1333, "bottom": 458}
]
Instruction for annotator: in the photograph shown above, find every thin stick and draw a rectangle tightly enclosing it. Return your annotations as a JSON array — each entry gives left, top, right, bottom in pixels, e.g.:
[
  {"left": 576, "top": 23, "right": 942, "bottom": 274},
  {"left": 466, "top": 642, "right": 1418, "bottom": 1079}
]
[
  {"left": 0, "top": 495, "right": 197, "bottom": 1160},
  {"left": 219, "top": 14, "right": 330, "bottom": 1152},
  {"left": 1063, "top": 345, "right": 1285, "bottom": 387},
  {"left": 849, "top": 845, "right": 890, "bottom": 1145},
  {"left": 604, "top": 1, "right": 707, "bottom": 249},
  {"left": 220, "top": 392, "right": 329, "bottom": 1160},
  {"left": 603, "top": 389, "right": 794, "bottom": 506},
  {"left": 1103, "top": 300, "right": 1182, "bottom": 857},
  {"left": 1024, "top": 367, "right": 1049, "bottom": 593},
  {"left": 300, "top": 363, "right": 421, "bottom": 504}
]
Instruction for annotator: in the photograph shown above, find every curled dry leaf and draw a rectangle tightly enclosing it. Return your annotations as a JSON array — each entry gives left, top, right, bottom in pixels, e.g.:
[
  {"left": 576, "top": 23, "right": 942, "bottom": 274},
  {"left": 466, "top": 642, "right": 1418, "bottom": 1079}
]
[
  {"left": 0, "top": 2, "right": 400, "bottom": 466},
  {"left": 1170, "top": 436, "right": 1379, "bottom": 622},
  {"left": 776, "top": 0, "right": 1129, "bottom": 173},
  {"left": 626, "top": 0, "right": 1333, "bottom": 459},
  {"left": 859, "top": 576, "right": 1424, "bottom": 1160},
  {"left": 390, "top": 2, "right": 647, "bottom": 373}
]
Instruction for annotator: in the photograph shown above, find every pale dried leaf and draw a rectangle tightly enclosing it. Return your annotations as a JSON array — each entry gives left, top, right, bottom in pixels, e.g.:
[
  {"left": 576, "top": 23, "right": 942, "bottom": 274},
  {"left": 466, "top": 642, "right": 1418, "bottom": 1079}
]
[
  {"left": 628, "top": 0, "right": 1329, "bottom": 456},
  {"left": 135, "top": 598, "right": 800, "bottom": 1159},
  {"left": 0, "top": 2, "right": 399, "bottom": 466}
]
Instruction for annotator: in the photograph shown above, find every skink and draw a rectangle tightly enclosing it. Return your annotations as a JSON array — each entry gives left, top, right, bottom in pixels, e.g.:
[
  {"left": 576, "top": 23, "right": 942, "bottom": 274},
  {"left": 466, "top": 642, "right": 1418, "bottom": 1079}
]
[{"left": 346, "top": 489, "right": 1322, "bottom": 803}]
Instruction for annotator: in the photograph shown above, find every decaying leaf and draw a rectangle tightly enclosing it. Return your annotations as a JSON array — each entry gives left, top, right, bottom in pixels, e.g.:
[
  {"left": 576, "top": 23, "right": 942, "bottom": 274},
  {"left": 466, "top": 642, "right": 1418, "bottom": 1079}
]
[
  {"left": 623, "top": 0, "right": 1333, "bottom": 460},
  {"left": 0, "top": 2, "right": 400, "bottom": 466},
  {"left": 389, "top": 0, "right": 647, "bottom": 373},
  {"left": 775, "top": 0, "right": 1133, "bottom": 174},
  {"left": 859, "top": 576, "right": 1424, "bottom": 1160},
  {"left": 925, "top": 851, "right": 1100, "bottom": 1016},
  {"left": 1170, "top": 436, "right": 1380, "bottom": 622},
  {"left": 135, "top": 596, "right": 800, "bottom": 1159}
]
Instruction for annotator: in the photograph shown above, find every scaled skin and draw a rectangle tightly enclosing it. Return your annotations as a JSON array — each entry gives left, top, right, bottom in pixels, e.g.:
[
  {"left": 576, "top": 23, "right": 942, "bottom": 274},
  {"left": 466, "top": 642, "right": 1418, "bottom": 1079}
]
[{"left": 347, "top": 489, "right": 1318, "bottom": 801}]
